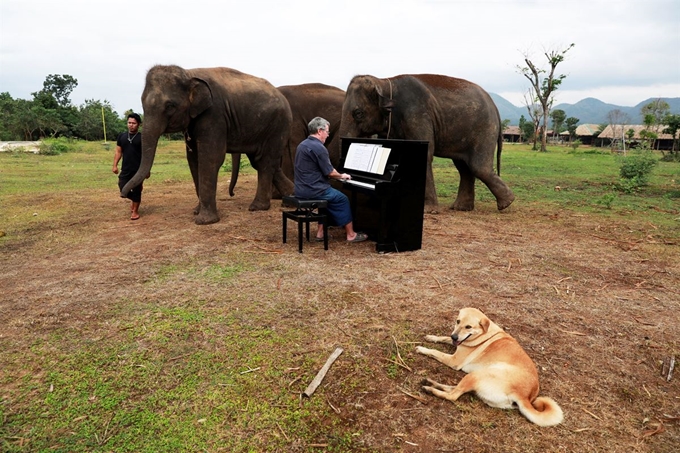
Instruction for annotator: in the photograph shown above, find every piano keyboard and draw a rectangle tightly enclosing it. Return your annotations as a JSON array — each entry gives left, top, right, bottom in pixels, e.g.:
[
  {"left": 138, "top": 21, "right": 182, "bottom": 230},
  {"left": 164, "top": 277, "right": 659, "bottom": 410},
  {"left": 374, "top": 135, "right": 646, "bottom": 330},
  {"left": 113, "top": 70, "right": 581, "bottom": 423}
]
[{"left": 342, "top": 179, "right": 375, "bottom": 190}]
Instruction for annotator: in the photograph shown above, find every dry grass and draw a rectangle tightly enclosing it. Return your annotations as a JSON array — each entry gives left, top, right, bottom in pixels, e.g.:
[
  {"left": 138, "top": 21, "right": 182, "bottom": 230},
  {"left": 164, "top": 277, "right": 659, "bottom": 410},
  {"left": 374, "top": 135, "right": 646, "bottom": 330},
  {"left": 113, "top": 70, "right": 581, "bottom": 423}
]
[{"left": 1, "top": 173, "right": 678, "bottom": 452}]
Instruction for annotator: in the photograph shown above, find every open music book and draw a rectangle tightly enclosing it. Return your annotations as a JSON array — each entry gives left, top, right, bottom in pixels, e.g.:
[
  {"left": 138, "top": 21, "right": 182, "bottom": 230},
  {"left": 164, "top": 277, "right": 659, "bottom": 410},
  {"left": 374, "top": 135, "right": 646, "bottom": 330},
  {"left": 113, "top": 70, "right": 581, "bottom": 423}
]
[{"left": 344, "top": 143, "right": 391, "bottom": 175}]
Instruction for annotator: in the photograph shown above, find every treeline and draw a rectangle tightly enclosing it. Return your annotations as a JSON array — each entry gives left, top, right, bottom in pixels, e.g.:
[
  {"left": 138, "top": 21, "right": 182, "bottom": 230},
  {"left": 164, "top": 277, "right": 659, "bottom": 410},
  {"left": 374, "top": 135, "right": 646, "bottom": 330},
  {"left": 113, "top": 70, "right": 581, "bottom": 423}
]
[{"left": 0, "top": 74, "right": 132, "bottom": 142}]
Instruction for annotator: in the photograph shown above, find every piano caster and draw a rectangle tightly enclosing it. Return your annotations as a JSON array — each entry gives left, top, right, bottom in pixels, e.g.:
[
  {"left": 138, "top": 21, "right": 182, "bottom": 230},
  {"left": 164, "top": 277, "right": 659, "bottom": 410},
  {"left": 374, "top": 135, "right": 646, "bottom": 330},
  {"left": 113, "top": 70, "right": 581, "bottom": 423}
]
[{"left": 282, "top": 196, "right": 329, "bottom": 253}]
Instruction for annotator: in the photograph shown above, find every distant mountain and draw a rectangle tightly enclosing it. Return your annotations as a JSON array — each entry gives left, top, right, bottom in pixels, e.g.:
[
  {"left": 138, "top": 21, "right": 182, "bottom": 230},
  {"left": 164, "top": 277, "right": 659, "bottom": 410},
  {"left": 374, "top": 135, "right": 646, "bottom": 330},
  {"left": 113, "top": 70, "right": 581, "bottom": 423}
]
[{"left": 489, "top": 94, "right": 680, "bottom": 126}]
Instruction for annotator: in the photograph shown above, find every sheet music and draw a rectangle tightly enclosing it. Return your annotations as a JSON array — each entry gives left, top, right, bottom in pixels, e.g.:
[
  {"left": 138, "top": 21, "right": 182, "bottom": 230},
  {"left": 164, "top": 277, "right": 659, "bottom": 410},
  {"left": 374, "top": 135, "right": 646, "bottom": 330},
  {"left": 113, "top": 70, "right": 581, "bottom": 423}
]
[{"left": 345, "top": 143, "right": 391, "bottom": 175}]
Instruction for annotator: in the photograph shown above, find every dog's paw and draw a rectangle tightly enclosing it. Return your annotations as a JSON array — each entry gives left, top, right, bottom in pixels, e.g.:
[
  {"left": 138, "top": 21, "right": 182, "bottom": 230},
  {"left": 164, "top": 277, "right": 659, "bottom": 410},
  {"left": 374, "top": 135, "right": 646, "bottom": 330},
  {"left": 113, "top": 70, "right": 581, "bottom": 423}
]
[
  {"left": 420, "top": 377, "right": 437, "bottom": 387},
  {"left": 424, "top": 335, "right": 440, "bottom": 343},
  {"left": 415, "top": 346, "right": 429, "bottom": 355}
]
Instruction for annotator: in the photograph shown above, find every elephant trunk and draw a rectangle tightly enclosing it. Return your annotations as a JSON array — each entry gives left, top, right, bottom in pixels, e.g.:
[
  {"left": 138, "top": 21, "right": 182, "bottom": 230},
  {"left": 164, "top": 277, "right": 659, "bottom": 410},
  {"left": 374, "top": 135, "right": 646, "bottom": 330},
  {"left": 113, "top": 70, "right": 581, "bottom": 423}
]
[
  {"left": 121, "top": 123, "right": 162, "bottom": 196},
  {"left": 228, "top": 153, "right": 240, "bottom": 197}
]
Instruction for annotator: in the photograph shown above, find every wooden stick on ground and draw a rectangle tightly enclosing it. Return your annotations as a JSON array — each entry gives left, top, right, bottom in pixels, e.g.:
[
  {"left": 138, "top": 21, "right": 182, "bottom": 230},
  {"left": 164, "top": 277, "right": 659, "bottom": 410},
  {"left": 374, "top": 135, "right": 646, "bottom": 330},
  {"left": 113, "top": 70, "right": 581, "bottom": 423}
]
[{"left": 303, "top": 347, "right": 343, "bottom": 398}]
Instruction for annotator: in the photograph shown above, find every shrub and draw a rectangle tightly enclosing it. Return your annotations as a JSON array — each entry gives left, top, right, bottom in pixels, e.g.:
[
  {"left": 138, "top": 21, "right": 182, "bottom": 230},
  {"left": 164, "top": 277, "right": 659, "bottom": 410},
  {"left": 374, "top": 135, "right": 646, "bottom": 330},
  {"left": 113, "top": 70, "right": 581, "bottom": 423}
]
[
  {"left": 39, "top": 137, "right": 72, "bottom": 155},
  {"left": 570, "top": 139, "right": 582, "bottom": 150},
  {"left": 617, "top": 151, "right": 657, "bottom": 192}
]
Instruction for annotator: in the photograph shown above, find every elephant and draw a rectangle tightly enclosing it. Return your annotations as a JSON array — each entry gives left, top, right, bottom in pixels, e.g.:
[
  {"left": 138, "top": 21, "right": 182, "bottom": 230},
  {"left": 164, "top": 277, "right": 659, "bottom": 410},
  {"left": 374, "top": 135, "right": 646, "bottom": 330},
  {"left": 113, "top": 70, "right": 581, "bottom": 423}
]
[
  {"left": 228, "top": 83, "right": 345, "bottom": 198},
  {"left": 337, "top": 74, "right": 515, "bottom": 212},
  {"left": 121, "top": 64, "right": 294, "bottom": 225}
]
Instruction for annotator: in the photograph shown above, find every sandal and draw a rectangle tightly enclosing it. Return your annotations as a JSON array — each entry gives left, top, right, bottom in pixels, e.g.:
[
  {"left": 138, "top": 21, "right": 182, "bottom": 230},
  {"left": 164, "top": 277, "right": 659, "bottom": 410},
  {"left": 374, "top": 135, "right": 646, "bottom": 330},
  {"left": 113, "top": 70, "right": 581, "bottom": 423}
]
[{"left": 347, "top": 232, "right": 368, "bottom": 243}]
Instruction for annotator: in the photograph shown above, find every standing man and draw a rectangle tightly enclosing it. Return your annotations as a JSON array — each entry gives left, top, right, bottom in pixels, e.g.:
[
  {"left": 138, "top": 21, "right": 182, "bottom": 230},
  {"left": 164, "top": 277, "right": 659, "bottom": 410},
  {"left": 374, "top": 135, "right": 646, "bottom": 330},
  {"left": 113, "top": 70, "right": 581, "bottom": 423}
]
[
  {"left": 113, "top": 113, "right": 148, "bottom": 220},
  {"left": 294, "top": 117, "right": 367, "bottom": 243}
]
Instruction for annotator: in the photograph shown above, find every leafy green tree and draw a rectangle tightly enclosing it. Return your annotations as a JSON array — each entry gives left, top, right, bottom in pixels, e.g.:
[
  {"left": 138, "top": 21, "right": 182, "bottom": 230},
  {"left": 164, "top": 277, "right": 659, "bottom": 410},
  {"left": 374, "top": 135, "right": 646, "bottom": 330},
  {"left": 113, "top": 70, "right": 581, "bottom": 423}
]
[
  {"left": 518, "top": 115, "right": 534, "bottom": 143},
  {"left": 33, "top": 74, "right": 78, "bottom": 108},
  {"left": 565, "top": 116, "right": 579, "bottom": 143},
  {"left": 77, "top": 99, "right": 124, "bottom": 141},
  {"left": 518, "top": 43, "right": 575, "bottom": 152},
  {"left": 31, "top": 74, "right": 79, "bottom": 137},
  {"left": 662, "top": 113, "right": 680, "bottom": 154},
  {"left": 501, "top": 118, "right": 511, "bottom": 134},
  {"left": 550, "top": 109, "right": 566, "bottom": 141}
]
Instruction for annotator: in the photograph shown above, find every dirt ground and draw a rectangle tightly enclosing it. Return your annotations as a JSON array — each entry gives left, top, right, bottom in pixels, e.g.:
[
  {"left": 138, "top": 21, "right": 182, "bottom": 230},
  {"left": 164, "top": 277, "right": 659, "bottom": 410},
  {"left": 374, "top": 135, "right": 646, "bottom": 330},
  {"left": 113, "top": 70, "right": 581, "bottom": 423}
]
[{"left": 1, "top": 174, "right": 678, "bottom": 452}]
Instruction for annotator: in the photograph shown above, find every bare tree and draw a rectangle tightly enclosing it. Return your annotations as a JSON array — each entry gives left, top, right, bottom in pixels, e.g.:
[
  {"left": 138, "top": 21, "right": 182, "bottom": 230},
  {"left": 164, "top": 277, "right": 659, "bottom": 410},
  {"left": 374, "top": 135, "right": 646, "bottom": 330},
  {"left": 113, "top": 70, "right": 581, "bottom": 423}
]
[
  {"left": 523, "top": 90, "right": 542, "bottom": 150},
  {"left": 518, "top": 44, "right": 575, "bottom": 152},
  {"left": 606, "top": 109, "right": 631, "bottom": 153}
]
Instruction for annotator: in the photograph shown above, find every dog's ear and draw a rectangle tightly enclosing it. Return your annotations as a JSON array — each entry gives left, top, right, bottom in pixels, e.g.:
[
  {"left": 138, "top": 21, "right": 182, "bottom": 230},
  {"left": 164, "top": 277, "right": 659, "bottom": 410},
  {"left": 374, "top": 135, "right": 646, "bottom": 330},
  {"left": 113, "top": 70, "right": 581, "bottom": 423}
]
[{"left": 479, "top": 317, "right": 490, "bottom": 333}]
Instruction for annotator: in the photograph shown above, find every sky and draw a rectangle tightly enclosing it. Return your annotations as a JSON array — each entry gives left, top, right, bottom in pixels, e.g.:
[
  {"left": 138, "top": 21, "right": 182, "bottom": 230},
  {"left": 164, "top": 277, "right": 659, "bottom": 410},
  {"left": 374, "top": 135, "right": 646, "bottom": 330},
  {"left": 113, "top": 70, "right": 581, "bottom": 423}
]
[{"left": 1, "top": 0, "right": 679, "bottom": 116}]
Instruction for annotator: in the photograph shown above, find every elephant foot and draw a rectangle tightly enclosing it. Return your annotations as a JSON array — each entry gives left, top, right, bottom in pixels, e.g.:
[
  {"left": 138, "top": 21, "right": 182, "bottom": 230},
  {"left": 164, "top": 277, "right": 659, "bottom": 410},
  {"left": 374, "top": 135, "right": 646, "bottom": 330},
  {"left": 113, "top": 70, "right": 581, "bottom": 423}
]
[
  {"left": 424, "top": 201, "right": 440, "bottom": 215},
  {"left": 497, "top": 193, "right": 516, "bottom": 211},
  {"left": 451, "top": 201, "right": 474, "bottom": 211},
  {"left": 194, "top": 211, "right": 220, "bottom": 225},
  {"left": 248, "top": 199, "right": 271, "bottom": 211},
  {"left": 193, "top": 203, "right": 200, "bottom": 215}
]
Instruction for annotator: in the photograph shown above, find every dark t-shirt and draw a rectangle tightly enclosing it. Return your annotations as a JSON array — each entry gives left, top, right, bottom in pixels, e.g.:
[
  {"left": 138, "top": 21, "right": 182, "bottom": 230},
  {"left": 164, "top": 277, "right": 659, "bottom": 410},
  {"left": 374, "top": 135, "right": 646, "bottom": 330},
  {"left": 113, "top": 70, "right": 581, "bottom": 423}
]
[
  {"left": 294, "top": 136, "right": 334, "bottom": 198},
  {"left": 116, "top": 131, "right": 142, "bottom": 180}
]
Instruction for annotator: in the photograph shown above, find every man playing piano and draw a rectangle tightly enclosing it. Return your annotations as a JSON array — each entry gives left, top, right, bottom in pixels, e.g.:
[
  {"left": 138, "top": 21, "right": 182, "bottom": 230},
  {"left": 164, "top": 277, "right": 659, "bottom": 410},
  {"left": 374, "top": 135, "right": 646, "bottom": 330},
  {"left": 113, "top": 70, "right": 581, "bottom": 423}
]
[{"left": 293, "top": 117, "right": 368, "bottom": 243}]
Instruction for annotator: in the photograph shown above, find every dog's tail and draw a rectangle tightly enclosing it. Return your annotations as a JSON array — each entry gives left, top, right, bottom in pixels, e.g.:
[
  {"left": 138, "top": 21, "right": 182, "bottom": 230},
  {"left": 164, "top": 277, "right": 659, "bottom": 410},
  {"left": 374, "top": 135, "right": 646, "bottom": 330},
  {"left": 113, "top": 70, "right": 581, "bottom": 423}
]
[{"left": 515, "top": 396, "right": 564, "bottom": 427}]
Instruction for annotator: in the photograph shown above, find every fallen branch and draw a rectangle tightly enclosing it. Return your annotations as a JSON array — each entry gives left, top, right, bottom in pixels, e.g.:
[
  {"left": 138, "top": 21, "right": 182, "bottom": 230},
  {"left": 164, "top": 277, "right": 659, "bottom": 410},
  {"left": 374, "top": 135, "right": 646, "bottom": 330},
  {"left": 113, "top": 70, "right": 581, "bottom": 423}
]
[
  {"left": 397, "top": 387, "right": 428, "bottom": 404},
  {"left": 634, "top": 317, "right": 658, "bottom": 327},
  {"left": 661, "top": 355, "right": 675, "bottom": 382},
  {"left": 303, "top": 347, "right": 343, "bottom": 398},
  {"left": 557, "top": 328, "right": 587, "bottom": 337},
  {"left": 240, "top": 367, "right": 260, "bottom": 374},
  {"left": 392, "top": 336, "right": 412, "bottom": 372},
  {"left": 582, "top": 408, "right": 601, "bottom": 420},
  {"left": 276, "top": 422, "right": 290, "bottom": 442}
]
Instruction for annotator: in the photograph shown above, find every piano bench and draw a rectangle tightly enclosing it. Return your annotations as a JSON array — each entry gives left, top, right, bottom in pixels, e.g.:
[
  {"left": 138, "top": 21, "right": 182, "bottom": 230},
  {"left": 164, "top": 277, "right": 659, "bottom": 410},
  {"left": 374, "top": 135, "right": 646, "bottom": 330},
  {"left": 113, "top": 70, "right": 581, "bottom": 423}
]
[{"left": 282, "top": 195, "right": 329, "bottom": 253}]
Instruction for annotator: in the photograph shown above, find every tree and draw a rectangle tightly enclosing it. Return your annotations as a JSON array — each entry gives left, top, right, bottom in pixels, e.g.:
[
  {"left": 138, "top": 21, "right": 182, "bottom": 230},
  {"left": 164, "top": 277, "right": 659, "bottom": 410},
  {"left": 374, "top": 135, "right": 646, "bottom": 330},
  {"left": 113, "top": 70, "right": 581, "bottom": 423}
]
[
  {"left": 550, "top": 109, "right": 566, "bottom": 140},
  {"left": 640, "top": 99, "right": 670, "bottom": 150},
  {"left": 522, "top": 91, "right": 542, "bottom": 150},
  {"left": 565, "top": 117, "right": 580, "bottom": 143},
  {"left": 77, "top": 99, "right": 125, "bottom": 141},
  {"left": 34, "top": 74, "right": 78, "bottom": 108},
  {"left": 518, "top": 43, "right": 575, "bottom": 152},
  {"left": 606, "top": 109, "right": 631, "bottom": 152},
  {"left": 31, "top": 74, "right": 79, "bottom": 138},
  {"left": 662, "top": 113, "right": 680, "bottom": 154}
]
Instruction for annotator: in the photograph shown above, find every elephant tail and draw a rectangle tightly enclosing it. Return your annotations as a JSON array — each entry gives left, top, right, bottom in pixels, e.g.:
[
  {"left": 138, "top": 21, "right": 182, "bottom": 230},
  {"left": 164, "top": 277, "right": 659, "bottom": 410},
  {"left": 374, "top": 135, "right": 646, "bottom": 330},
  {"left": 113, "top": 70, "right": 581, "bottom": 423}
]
[
  {"left": 496, "top": 129, "right": 503, "bottom": 176},
  {"left": 229, "top": 153, "right": 240, "bottom": 197}
]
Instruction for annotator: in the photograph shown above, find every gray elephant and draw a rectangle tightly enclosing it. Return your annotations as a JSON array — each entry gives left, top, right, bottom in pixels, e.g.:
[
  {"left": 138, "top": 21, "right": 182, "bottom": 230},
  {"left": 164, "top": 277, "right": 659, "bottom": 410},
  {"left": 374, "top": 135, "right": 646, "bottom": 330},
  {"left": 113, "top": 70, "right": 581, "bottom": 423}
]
[
  {"left": 121, "top": 65, "right": 294, "bottom": 224},
  {"left": 338, "top": 74, "right": 515, "bottom": 211},
  {"left": 228, "top": 83, "right": 345, "bottom": 198}
]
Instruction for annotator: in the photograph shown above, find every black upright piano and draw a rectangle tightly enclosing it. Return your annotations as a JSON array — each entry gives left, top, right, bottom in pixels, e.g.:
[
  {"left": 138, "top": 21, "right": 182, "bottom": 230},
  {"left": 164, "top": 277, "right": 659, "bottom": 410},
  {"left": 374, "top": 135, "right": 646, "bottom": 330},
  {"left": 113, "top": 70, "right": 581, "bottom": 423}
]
[{"left": 334, "top": 138, "right": 428, "bottom": 253}]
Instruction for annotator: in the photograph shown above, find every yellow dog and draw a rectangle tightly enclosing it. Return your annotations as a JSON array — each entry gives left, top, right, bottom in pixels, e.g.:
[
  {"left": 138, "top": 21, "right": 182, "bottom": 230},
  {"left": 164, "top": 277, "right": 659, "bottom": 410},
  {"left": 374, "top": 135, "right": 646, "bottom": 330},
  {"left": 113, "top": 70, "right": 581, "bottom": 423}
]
[{"left": 416, "top": 307, "right": 563, "bottom": 426}]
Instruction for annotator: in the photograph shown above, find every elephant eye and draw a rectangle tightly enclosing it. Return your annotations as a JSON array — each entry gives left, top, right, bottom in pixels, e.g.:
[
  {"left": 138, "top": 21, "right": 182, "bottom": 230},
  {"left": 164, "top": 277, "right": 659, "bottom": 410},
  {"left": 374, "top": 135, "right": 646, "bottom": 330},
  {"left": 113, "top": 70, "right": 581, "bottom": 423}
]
[
  {"left": 352, "top": 109, "right": 365, "bottom": 121},
  {"left": 165, "top": 101, "right": 177, "bottom": 113}
]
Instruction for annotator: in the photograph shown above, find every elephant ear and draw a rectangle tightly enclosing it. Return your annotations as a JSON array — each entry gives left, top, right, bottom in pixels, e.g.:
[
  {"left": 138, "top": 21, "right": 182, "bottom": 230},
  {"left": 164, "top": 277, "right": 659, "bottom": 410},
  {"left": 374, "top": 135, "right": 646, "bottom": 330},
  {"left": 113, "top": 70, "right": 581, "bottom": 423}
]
[
  {"left": 188, "top": 77, "right": 213, "bottom": 118},
  {"left": 374, "top": 83, "right": 396, "bottom": 113}
]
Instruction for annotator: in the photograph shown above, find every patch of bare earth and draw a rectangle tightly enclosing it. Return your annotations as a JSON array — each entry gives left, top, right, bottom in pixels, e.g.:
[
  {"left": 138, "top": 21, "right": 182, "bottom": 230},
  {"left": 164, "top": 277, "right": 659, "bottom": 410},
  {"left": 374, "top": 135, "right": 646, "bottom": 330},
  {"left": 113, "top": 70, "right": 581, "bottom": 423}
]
[{"left": 1, "top": 174, "right": 678, "bottom": 452}]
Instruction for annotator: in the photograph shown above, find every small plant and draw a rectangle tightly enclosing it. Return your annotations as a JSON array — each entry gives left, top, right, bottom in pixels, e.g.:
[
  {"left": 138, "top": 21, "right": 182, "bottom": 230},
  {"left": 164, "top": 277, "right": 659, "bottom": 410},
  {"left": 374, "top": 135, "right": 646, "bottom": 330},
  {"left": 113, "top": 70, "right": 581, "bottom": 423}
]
[
  {"left": 569, "top": 139, "right": 582, "bottom": 150},
  {"left": 596, "top": 192, "right": 616, "bottom": 209},
  {"left": 39, "top": 137, "right": 72, "bottom": 155},
  {"left": 617, "top": 151, "right": 657, "bottom": 192}
]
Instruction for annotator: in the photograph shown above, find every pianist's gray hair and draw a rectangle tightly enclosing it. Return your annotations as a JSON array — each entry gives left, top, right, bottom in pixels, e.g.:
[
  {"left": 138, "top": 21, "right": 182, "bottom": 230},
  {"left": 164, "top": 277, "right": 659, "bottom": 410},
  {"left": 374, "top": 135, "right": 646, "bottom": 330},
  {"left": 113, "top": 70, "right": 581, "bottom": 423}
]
[{"left": 308, "top": 117, "right": 330, "bottom": 135}]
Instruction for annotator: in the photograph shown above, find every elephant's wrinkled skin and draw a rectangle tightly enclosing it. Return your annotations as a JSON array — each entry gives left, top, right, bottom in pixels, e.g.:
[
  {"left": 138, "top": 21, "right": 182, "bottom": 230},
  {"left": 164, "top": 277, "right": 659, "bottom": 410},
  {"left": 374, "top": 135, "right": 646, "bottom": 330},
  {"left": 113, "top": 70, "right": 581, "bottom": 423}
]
[
  {"left": 338, "top": 74, "right": 515, "bottom": 211},
  {"left": 121, "top": 65, "right": 294, "bottom": 224},
  {"left": 229, "top": 83, "right": 344, "bottom": 198}
]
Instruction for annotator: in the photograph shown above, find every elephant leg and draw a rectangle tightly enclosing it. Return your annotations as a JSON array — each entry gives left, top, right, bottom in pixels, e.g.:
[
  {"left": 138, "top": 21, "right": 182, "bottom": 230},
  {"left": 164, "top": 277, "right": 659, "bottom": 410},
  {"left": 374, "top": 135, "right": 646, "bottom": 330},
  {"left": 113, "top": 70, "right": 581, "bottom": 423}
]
[
  {"left": 186, "top": 143, "right": 201, "bottom": 215},
  {"left": 273, "top": 167, "right": 294, "bottom": 199},
  {"left": 424, "top": 154, "right": 439, "bottom": 212},
  {"left": 468, "top": 163, "right": 516, "bottom": 211},
  {"left": 452, "top": 159, "right": 476, "bottom": 211},
  {"left": 193, "top": 141, "right": 225, "bottom": 225},
  {"left": 245, "top": 153, "right": 273, "bottom": 211}
]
